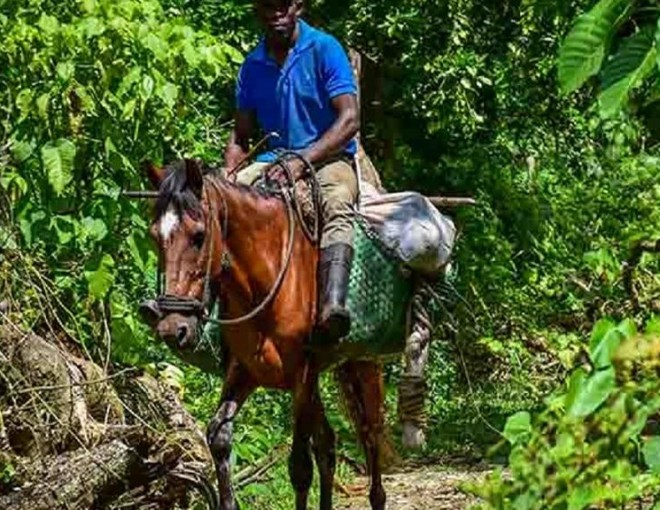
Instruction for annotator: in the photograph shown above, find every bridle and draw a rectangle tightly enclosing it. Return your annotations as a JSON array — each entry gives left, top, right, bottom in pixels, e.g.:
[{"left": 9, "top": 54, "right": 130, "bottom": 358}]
[{"left": 155, "top": 160, "right": 306, "bottom": 327}]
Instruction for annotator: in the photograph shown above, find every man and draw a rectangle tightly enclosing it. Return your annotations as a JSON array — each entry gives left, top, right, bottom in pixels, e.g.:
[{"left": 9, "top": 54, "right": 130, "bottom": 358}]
[{"left": 225, "top": 0, "right": 359, "bottom": 342}]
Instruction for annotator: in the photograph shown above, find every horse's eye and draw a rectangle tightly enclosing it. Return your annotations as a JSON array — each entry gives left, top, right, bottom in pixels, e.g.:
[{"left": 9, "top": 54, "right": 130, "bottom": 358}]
[{"left": 192, "top": 231, "right": 205, "bottom": 249}]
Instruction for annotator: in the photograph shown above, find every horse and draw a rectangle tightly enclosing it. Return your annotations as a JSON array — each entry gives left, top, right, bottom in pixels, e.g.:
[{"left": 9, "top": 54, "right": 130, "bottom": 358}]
[{"left": 143, "top": 158, "right": 390, "bottom": 510}]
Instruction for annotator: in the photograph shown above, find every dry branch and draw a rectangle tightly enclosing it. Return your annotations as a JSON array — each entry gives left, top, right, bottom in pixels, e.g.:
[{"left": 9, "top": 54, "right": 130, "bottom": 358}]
[{"left": 234, "top": 443, "right": 289, "bottom": 490}]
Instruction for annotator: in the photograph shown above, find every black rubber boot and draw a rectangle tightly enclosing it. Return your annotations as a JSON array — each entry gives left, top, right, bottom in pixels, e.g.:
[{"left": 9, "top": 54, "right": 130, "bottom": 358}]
[{"left": 317, "top": 243, "right": 353, "bottom": 342}]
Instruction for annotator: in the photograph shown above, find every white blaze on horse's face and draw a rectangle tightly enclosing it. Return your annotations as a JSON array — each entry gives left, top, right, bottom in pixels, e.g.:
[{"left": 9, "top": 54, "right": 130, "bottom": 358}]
[{"left": 159, "top": 208, "right": 179, "bottom": 241}]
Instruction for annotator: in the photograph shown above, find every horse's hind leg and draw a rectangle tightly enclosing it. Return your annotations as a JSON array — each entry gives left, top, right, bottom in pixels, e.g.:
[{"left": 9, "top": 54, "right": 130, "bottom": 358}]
[
  {"left": 289, "top": 363, "right": 320, "bottom": 510},
  {"left": 336, "top": 361, "right": 387, "bottom": 510},
  {"left": 207, "top": 362, "right": 255, "bottom": 510},
  {"left": 311, "top": 389, "right": 336, "bottom": 510}
]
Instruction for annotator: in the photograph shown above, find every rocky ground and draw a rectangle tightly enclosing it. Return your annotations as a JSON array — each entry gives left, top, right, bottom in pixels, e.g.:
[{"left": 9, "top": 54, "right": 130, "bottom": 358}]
[{"left": 337, "top": 460, "right": 493, "bottom": 510}]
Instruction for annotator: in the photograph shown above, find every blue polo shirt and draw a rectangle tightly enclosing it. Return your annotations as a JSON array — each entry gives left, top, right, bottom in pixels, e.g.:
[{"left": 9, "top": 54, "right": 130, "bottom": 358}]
[{"left": 236, "top": 20, "right": 357, "bottom": 162}]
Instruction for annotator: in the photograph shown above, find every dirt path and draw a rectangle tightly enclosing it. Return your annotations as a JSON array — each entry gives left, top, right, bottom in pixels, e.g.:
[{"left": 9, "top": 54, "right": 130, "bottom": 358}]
[{"left": 336, "top": 462, "right": 492, "bottom": 510}]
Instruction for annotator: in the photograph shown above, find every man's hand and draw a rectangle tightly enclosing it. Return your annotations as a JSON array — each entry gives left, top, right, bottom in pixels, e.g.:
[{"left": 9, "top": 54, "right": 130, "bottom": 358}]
[
  {"left": 267, "top": 156, "right": 309, "bottom": 185},
  {"left": 224, "top": 110, "right": 254, "bottom": 174}
]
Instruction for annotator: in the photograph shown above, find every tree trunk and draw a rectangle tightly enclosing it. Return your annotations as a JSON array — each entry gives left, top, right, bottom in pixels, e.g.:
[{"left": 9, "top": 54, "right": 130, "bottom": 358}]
[{"left": 349, "top": 48, "right": 385, "bottom": 193}]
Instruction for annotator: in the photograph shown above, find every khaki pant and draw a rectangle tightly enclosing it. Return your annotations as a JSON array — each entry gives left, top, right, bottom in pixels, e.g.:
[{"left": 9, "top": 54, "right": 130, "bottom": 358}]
[{"left": 235, "top": 159, "right": 358, "bottom": 249}]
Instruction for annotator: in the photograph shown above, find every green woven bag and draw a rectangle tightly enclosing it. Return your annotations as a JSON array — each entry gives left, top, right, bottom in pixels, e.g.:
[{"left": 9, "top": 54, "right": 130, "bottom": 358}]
[{"left": 312, "top": 219, "right": 413, "bottom": 359}]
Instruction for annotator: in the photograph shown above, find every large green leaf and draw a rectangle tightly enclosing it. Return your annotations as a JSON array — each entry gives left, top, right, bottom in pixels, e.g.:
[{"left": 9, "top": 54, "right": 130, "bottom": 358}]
[
  {"left": 657, "top": 17, "right": 660, "bottom": 72},
  {"left": 568, "top": 486, "right": 596, "bottom": 510},
  {"left": 591, "top": 329, "right": 624, "bottom": 368},
  {"left": 85, "top": 254, "right": 115, "bottom": 300},
  {"left": 589, "top": 318, "right": 617, "bottom": 351},
  {"left": 157, "top": 82, "right": 179, "bottom": 109},
  {"left": 643, "top": 436, "right": 660, "bottom": 474},
  {"left": 568, "top": 368, "right": 616, "bottom": 418},
  {"left": 41, "top": 139, "right": 76, "bottom": 195},
  {"left": 79, "top": 217, "right": 108, "bottom": 243},
  {"left": 565, "top": 368, "right": 588, "bottom": 410},
  {"left": 558, "top": 0, "right": 634, "bottom": 93},
  {"left": 502, "top": 411, "right": 532, "bottom": 445},
  {"left": 599, "top": 27, "right": 657, "bottom": 118},
  {"left": 10, "top": 138, "right": 34, "bottom": 163},
  {"left": 646, "top": 315, "right": 660, "bottom": 335},
  {"left": 588, "top": 318, "right": 636, "bottom": 368}
]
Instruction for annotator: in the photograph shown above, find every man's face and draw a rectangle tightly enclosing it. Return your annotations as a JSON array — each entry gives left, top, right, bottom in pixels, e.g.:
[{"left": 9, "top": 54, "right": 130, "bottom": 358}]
[{"left": 255, "top": 0, "right": 301, "bottom": 42}]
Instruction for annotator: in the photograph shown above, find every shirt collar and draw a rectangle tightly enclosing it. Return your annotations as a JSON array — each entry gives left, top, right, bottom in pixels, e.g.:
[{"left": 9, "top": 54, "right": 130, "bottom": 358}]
[{"left": 293, "top": 19, "right": 315, "bottom": 53}]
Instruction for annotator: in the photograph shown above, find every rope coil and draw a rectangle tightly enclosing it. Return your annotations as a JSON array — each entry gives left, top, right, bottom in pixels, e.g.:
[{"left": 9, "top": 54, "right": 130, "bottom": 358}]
[{"left": 397, "top": 374, "right": 428, "bottom": 427}]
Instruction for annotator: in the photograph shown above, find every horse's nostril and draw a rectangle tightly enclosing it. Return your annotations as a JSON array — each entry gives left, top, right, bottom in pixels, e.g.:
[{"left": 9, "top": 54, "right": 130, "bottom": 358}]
[{"left": 176, "top": 323, "right": 188, "bottom": 346}]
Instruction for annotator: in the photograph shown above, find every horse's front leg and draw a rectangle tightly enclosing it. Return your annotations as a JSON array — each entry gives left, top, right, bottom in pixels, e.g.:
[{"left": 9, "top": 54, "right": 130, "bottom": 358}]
[
  {"left": 289, "top": 362, "right": 320, "bottom": 510},
  {"left": 207, "top": 362, "right": 255, "bottom": 510}
]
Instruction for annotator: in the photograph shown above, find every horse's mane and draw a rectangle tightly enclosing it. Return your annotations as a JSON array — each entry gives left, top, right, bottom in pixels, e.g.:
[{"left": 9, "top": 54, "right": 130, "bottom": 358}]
[
  {"left": 154, "top": 159, "right": 279, "bottom": 220},
  {"left": 155, "top": 160, "right": 202, "bottom": 219}
]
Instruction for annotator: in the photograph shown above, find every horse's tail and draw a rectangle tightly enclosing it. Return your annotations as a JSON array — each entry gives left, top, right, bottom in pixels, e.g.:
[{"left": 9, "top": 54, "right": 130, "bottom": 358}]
[{"left": 334, "top": 361, "right": 398, "bottom": 471}]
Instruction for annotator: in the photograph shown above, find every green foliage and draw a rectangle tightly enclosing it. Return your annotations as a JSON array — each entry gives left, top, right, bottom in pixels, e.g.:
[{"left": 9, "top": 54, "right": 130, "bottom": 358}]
[
  {"left": 41, "top": 139, "right": 77, "bottom": 195},
  {"left": 559, "top": 0, "right": 660, "bottom": 117},
  {"left": 0, "top": 459, "right": 15, "bottom": 487},
  {"left": 599, "top": 26, "right": 658, "bottom": 117},
  {"left": 502, "top": 411, "right": 532, "bottom": 445},
  {"left": 470, "top": 320, "right": 660, "bottom": 509},
  {"left": 558, "top": 0, "right": 633, "bottom": 93},
  {"left": 0, "top": 0, "right": 239, "bottom": 363}
]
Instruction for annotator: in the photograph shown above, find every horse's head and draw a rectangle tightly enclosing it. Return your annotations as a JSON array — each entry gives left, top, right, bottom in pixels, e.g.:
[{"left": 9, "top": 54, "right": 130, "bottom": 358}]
[{"left": 143, "top": 158, "right": 223, "bottom": 350}]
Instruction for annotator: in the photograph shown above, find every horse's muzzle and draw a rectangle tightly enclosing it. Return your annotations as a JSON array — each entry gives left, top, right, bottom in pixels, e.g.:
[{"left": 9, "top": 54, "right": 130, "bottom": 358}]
[
  {"left": 139, "top": 299, "right": 200, "bottom": 350},
  {"left": 155, "top": 312, "right": 200, "bottom": 350}
]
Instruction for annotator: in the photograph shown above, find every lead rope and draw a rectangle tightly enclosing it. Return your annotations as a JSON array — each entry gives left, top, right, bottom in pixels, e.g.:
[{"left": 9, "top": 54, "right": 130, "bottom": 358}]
[
  {"left": 203, "top": 177, "right": 297, "bottom": 326},
  {"left": 268, "top": 151, "right": 321, "bottom": 245},
  {"left": 200, "top": 179, "right": 228, "bottom": 311},
  {"left": 397, "top": 283, "right": 432, "bottom": 429}
]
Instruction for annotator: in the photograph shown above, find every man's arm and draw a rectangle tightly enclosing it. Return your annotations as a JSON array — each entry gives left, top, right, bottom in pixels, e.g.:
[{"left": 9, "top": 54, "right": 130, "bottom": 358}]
[
  {"left": 302, "top": 93, "right": 359, "bottom": 165},
  {"left": 269, "top": 94, "right": 358, "bottom": 183},
  {"left": 224, "top": 110, "right": 255, "bottom": 171}
]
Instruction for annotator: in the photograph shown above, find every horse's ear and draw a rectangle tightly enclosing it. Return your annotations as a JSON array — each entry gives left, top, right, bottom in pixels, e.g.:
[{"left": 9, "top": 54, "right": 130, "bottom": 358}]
[
  {"left": 142, "top": 160, "right": 165, "bottom": 189},
  {"left": 185, "top": 158, "right": 204, "bottom": 197}
]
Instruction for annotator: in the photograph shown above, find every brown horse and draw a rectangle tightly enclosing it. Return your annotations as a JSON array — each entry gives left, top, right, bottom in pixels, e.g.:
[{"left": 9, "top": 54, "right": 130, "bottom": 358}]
[{"left": 144, "top": 158, "right": 389, "bottom": 510}]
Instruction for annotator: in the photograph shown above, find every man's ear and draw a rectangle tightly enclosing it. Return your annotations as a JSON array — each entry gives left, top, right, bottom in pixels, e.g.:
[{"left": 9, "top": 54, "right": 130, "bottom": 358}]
[
  {"left": 294, "top": 0, "right": 304, "bottom": 16},
  {"left": 142, "top": 160, "right": 165, "bottom": 189},
  {"left": 185, "top": 158, "right": 205, "bottom": 197}
]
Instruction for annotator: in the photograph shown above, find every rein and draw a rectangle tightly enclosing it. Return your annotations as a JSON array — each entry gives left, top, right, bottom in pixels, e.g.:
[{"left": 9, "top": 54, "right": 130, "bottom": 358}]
[
  {"left": 157, "top": 174, "right": 297, "bottom": 327},
  {"left": 267, "top": 151, "right": 321, "bottom": 245}
]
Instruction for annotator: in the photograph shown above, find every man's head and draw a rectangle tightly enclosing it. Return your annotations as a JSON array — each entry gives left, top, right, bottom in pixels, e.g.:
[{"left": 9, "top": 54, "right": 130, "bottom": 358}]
[{"left": 254, "top": 0, "right": 303, "bottom": 44}]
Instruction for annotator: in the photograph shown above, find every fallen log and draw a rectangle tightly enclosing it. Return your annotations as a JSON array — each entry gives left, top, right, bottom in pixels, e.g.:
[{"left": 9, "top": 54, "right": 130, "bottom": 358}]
[
  {"left": 0, "top": 440, "right": 139, "bottom": 510},
  {"left": 0, "top": 323, "right": 216, "bottom": 509}
]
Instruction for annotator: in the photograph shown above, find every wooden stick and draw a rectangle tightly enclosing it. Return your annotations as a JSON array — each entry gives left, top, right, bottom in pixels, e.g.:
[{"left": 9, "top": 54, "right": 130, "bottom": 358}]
[
  {"left": 226, "top": 131, "right": 280, "bottom": 178},
  {"left": 121, "top": 190, "right": 159, "bottom": 199},
  {"left": 426, "top": 196, "right": 477, "bottom": 208}
]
